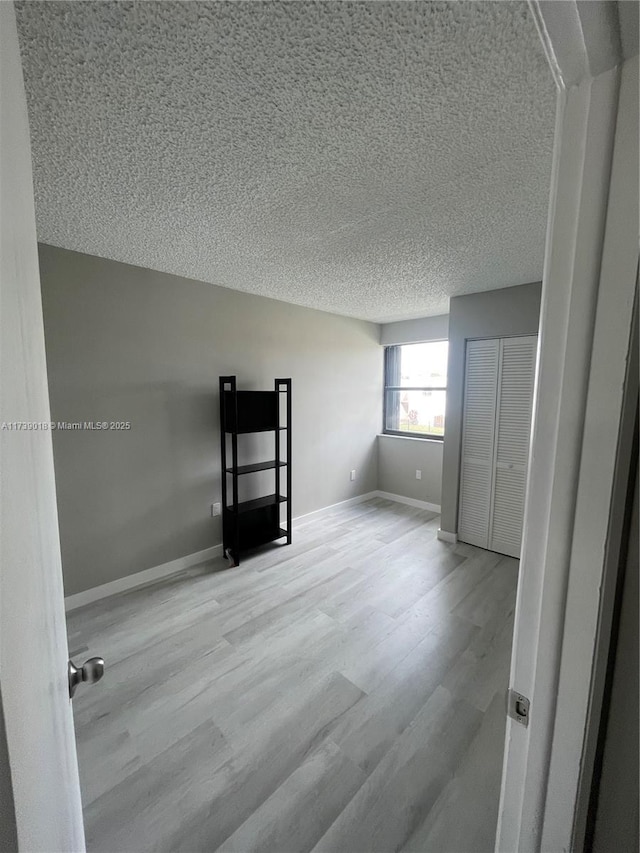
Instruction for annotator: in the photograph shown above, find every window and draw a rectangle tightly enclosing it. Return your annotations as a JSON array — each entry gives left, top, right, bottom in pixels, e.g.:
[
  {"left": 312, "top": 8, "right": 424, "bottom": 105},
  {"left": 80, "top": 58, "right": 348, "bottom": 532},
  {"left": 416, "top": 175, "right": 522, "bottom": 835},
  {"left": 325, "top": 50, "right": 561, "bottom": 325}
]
[{"left": 384, "top": 341, "right": 448, "bottom": 438}]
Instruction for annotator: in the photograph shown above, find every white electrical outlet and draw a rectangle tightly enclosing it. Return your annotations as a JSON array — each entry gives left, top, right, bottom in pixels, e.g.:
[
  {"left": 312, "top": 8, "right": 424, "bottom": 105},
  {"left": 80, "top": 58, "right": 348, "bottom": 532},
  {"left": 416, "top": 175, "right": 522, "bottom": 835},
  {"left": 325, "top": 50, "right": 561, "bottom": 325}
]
[
  {"left": 350, "top": 470, "right": 356, "bottom": 481},
  {"left": 211, "top": 502, "right": 221, "bottom": 517},
  {"left": 416, "top": 470, "right": 422, "bottom": 480}
]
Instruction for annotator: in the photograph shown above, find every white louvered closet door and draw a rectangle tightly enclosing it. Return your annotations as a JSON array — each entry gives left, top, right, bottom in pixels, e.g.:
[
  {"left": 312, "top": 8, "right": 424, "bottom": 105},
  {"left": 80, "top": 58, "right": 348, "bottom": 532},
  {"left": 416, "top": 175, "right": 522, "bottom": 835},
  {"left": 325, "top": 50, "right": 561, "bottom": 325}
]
[
  {"left": 458, "top": 339, "right": 500, "bottom": 549},
  {"left": 488, "top": 336, "right": 537, "bottom": 557},
  {"left": 458, "top": 335, "right": 537, "bottom": 557}
]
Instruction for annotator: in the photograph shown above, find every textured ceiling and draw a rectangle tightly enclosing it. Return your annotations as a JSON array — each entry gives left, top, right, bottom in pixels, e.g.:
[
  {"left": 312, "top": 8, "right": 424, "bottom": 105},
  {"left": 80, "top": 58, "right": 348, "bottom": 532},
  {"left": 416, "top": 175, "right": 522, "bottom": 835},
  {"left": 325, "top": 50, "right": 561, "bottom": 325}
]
[{"left": 16, "top": 1, "right": 556, "bottom": 323}]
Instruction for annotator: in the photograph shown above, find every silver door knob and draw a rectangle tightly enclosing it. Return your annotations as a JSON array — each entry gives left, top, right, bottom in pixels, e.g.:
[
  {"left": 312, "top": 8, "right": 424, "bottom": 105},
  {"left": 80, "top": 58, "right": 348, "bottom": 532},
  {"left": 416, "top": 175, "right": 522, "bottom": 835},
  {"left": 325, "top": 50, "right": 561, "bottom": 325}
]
[{"left": 68, "top": 656, "right": 105, "bottom": 699}]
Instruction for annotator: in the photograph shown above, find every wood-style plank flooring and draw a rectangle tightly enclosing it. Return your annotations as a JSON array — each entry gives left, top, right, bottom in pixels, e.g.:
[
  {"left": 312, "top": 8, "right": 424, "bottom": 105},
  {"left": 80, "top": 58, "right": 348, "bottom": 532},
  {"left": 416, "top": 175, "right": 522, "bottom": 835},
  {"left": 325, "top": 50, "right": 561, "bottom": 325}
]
[{"left": 67, "top": 498, "right": 518, "bottom": 853}]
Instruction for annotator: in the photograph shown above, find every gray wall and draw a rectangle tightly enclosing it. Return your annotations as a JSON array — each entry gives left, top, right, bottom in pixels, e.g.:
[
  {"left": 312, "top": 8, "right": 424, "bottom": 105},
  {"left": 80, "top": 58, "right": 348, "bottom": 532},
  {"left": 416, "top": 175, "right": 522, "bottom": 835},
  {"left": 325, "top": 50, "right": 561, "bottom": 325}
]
[
  {"left": 378, "top": 436, "right": 443, "bottom": 506},
  {"left": 39, "top": 245, "right": 382, "bottom": 596},
  {"left": 378, "top": 313, "right": 448, "bottom": 505},
  {"left": 440, "top": 282, "right": 542, "bottom": 534},
  {"left": 380, "top": 314, "right": 448, "bottom": 346}
]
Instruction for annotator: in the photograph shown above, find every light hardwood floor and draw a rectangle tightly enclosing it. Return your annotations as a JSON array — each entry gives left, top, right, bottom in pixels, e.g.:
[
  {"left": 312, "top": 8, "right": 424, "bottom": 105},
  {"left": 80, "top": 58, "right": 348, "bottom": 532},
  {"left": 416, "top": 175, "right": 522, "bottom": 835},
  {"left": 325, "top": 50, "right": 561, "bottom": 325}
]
[{"left": 67, "top": 498, "right": 518, "bottom": 853}]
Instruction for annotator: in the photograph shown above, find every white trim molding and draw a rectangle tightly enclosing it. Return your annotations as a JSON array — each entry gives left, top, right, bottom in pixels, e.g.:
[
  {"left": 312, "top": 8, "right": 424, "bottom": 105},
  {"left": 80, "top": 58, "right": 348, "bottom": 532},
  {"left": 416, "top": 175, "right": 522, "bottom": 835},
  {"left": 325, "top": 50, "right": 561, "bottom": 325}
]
[
  {"left": 292, "top": 491, "right": 380, "bottom": 525},
  {"left": 497, "top": 4, "right": 637, "bottom": 852},
  {"left": 64, "top": 544, "right": 222, "bottom": 611},
  {"left": 375, "top": 491, "right": 441, "bottom": 514},
  {"left": 65, "top": 491, "right": 381, "bottom": 609},
  {"left": 294, "top": 490, "right": 440, "bottom": 524},
  {"left": 65, "top": 489, "right": 442, "bottom": 611},
  {"left": 436, "top": 528, "right": 458, "bottom": 544}
]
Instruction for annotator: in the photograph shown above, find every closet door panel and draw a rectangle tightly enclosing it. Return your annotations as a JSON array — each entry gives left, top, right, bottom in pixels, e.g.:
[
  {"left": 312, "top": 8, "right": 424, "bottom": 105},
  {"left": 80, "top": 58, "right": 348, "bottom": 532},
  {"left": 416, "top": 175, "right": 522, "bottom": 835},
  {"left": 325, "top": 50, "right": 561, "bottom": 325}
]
[
  {"left": 494, "top": 336, "right": 538, "bottom": 467},
  {"left": 489, "top": 336, "right": 537, "bottom": 558},
  {"left": 458, "top": 461, "right": 494, "bottom": 547},
  {"left": 490, "top": 467, "right": 528, "bottom": 557},
  {"left": 458, "top": 339, "right": 500, "bottom": 548}
]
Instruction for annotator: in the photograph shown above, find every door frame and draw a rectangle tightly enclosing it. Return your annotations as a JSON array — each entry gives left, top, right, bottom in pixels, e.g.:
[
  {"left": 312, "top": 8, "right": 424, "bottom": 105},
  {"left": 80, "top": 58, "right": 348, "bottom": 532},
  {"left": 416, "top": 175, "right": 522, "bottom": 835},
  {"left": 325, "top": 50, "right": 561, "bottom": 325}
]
[
  {"left": 0, "top": 5, "right": 85, "bottom": 850},
  {"left": 497, "top": 3, "right": 638, "bottom": 850}
]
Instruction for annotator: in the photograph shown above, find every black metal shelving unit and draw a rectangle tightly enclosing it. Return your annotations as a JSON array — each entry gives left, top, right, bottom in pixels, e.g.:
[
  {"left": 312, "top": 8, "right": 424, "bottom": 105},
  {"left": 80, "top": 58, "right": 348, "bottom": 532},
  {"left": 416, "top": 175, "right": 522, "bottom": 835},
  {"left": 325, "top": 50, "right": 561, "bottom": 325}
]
[{"left": 219, "top": 376, "right": 292, "bottom": 566}]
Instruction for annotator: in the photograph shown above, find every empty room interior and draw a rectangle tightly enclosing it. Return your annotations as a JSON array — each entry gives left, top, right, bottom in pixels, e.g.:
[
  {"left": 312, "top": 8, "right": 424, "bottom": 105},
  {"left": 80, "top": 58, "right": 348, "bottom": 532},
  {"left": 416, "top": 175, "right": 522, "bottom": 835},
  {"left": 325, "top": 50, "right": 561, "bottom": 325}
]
[{"left": 2, "top": 2, "right": 638, "bottom": 853}]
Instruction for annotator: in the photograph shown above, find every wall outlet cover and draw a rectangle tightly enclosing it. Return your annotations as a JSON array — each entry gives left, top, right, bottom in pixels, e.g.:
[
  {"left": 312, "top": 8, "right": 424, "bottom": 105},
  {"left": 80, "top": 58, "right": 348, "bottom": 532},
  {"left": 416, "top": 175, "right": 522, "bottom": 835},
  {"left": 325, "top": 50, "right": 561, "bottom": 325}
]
[
  {"left": 350, "top": 470, "right": 356, "bottom": 481},
  {"left": 416, "top": 470, "right": 422, "bottom": 480},
  {"left": 211, "top": 502, "right": 221, "bottom": 517}
]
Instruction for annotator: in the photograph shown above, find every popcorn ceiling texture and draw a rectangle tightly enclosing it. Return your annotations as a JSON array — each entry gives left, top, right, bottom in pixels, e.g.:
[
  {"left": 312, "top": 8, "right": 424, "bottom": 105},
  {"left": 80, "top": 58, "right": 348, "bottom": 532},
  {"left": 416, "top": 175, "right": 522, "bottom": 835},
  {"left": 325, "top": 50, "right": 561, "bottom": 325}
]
[{"left": 16, "top": 1, "right": 555, "bottom": 323}]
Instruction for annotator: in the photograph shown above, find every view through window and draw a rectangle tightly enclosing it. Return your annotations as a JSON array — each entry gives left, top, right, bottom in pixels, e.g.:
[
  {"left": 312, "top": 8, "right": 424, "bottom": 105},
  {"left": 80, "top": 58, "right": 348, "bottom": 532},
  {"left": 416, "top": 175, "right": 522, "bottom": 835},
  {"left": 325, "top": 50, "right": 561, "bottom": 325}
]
[{"left": 384, "top": 341, "right": 448, "bottom": 438}]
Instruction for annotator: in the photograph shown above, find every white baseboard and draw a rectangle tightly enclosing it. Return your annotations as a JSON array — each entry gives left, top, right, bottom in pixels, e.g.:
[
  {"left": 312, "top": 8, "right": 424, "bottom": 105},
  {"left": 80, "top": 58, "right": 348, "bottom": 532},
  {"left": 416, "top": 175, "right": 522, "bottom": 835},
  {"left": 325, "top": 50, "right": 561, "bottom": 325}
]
[
  {"left": 376, "top": 491, "right": 441, "bottom": 514},
  {"left": 293, "top": 491, "right": 379, "bottom": 525},
  {"left": 65, "top": 490, "right": 441, "bottom": 611},
  {"left": 437, "top": 528, "right": 458, "bottom": 544},
  {"left": 64, "top": 544, "right": 222, "bottom": 612}
]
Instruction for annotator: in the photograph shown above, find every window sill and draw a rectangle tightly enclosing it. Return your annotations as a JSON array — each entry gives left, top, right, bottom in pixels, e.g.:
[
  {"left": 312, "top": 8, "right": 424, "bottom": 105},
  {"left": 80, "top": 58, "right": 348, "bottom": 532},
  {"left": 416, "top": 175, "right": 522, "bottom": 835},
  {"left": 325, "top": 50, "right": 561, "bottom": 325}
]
[{"left": 377, "top": 433, "right": 444, "bottom": 445}]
